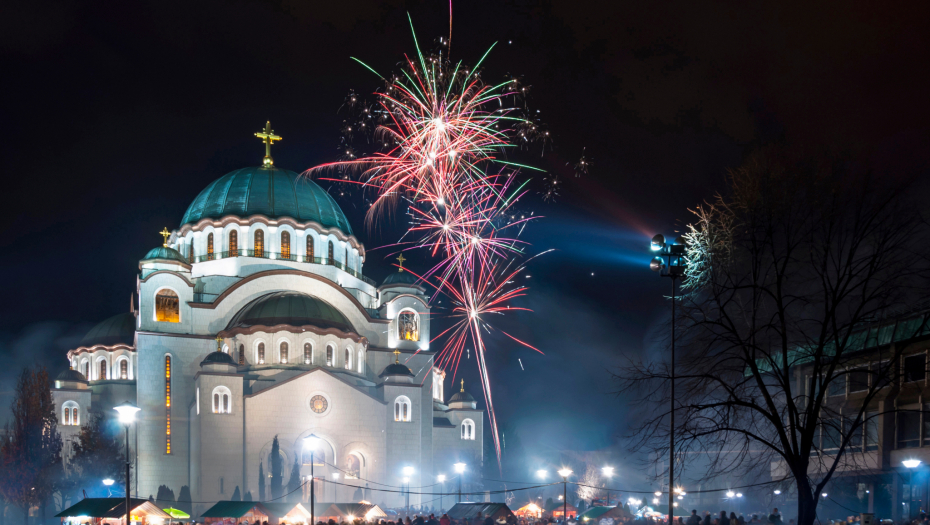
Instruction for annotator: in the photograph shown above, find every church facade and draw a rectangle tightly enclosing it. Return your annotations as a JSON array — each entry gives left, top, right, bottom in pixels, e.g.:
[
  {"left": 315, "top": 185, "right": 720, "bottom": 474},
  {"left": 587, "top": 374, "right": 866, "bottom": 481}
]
[{"left": 51, "top": 132, "right": 483, "bottom": 514}]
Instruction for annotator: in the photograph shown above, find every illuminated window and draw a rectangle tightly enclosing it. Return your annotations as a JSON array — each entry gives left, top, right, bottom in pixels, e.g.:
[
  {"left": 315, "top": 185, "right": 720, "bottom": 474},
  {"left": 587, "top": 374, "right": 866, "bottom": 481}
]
[
  {"left": 99, "top": 360, "right": 108, "bottom": 380},
  {"left": 326, "top": 346, "right": 333, "bottom": 366},
  {"left": 344, "top": 348, "right": 351, "bottom": 370},
  {"left": 229, "top": 230, "right": 238, "bottom": 257},
  {"left": 328, "top": 241, "right": 334, "bottom": 264},
  {"left": 281, "top": 231, "right": 291, "bottom": 260},
  {"left": 358, "top": 349, "right": 364, "bottom": 374},
  {"left": 461, "top": 418, "right": 475, "bottom": 440},
  {"left": 345, "top": 247, "right": 349, "bottom": 268},
  {"left": 189, "top": 240, "right": 195, "bottom": 263},
  {"left": 304, "top": 343, "right": 311, "bottom": 364},
  {"left": 212, "top": 386, "right": 232, "bottom": 414},
  {"left": 165, "top": 355, "right": 172, "bottom": 454},
  {"left": 207, "top": 233, "right": 214, "bottom": 260},
  {"left": 62, "top": 401, "right": 80, "bottom": 426},
  {"left": 258, "top": 343, "right": 265, "bottom": 364},
  {"left": 119, "top": 359, "right": 128, "bottom": 380},
  {"left": 398, "top": 311, "right": 419, "bottom": 341},
  {"left": 280, "top": 342, "right": 288, "bottom": 364},
  {"left": 239, "top": 344, "right": 245, "bottom": 366},
  {"left": 394, "top": 396, "right": 411, "bottom": 422},
  {"left": 83, "top": 361, "right": 90, "bottom": 380},
  {"left": 254, "top": 230, "right": 264, "bottom": 257},
  {"left": 307, "top": 236, "right": 315, "bottom": 262},
  {"left": 155, "top": 289, "right": 180, "bottom": 323}
]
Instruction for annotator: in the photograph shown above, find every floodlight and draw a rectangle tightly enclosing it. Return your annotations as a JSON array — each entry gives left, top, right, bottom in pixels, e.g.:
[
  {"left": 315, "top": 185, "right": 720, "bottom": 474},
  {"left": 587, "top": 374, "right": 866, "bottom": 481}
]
[
  {"left": 650, "top": 257, "right": 665, "bottom": 272},
  {"left": 904, "top": 459, "right": 922, "bottom": 469},
  {"left": 103, "top": 479, "right": 115, "bottom": 486},
  {"left": 558, "top": 468, "right": 573, "bottom": 478},
  {"left": 602, "top": 467, "right": 614, "bottom": 477},
  {"left": 726, "top": 491, "right": 735, "bottom": 498},
  {"left": 537, "top": 470, "right": 547, "bottom": 479},
  {"left": 454, "top": 463, "right": 466, "bottom": 474},
  {"left": 773, "top": 490, "right": 781, "bottom": 495},
  {"left": 402, "top": 466, "right": 414, "bottom": 476},
  {"left": 651, "top": 234, "right": 666, "bottom": 251},
  {"left": 437, "top": 475, "right": 446, "bottom": 483}
]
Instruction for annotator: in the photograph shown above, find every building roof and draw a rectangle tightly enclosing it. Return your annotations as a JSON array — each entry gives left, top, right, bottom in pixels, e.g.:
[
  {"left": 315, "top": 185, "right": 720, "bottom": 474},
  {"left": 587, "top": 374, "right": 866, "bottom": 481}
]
[
  {"left": 80, "top": 312, "right": 136, "bottom": 347},
  {"left": 226, "top": 291, "right": 355, "bottom": 333},
  {"left": 379, "top": 362, "right": 414, "bottom": 378},
  {"left": 578, "top": 507, "right": 620, "bottom": 521},
  {"left": 316, "top": 503, "right": 386, "bottom": 519},
  {"left": 449, "top": 390, "right": 475, "bottom": 403},
  {"left": 545, "top": 501, "right": 578, "bottom": 512},
  {"left": 447, "top": 503, "right": 514, "bottom": 520},
  {"left": 55, "top": 498, "right": 170, "bottom": 519},
  {"left": 141, "top": 246, "right": 189, "bottom": 264},
  {"left": 199, "top": 501, "right": 269, "bottom": 518},
  {"left": 201, "top": 351, "right": 237, "bottom": 366},
  {"left": 180, "top": 167, "right": 352, "bottom": 234},
  {"left": 382, "top": 270, "right": 422, "bottom": 288},
  {"left": 260, "top": 503, "right": 310, "bottom": 519},
  {"left": 56, "top": 368, "right": 88, "bottom": 382}
]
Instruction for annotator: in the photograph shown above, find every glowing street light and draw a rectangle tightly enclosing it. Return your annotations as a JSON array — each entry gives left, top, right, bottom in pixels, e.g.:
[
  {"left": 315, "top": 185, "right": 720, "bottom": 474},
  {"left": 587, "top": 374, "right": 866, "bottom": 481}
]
[
  {"left": 774, "top": 490, "right": 781, "bottom": 495},
  {"left": 303, "top": 434, "right": 321, "bottom": 525},
  {"left": 904, "top": 459, "right": 922, "bottom": 469},
  {"left": 602, "top": 467, "right": 614, "bottom": 505},
  {"left": 113, "top": 402, "right": 139, "bottom": 525},
  {"left": 438, "top": 475, "right": 446, "bottom": 512},
  {"left": 558, "top": 469, "right": 573, "bottom": 522},
  {"left": 537, "top": 470, "right": 548, "bottom": 479},
  {"left": 726, "top": 491, "right": 736, "bottom": 498},
  {"left": 454, "top": 463, "right": 466, "bottom": 503},
  {"left": 401, "top": 467, "right": 414, "bottom": 518}
]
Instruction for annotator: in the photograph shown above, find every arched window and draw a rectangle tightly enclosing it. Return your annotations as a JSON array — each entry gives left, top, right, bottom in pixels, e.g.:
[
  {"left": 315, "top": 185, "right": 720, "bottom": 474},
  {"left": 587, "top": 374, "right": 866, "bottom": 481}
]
[
  {"left": 83, "top": 361, "right": 90, "bottom": 380},
  {"left": 461, "top": 418, "right": 475, "bottom": 440},
  {"left": 62, "top": 401, "right": 80, "bottom": 426},
  {"left": 239, "top": 344, "right": 245, "bottom": 366},
  {"left": 394, "top": 396, "right": 412, "bottom": 422},
  {"left": 326, "top": 346, "right": 334, "bottom": 366},
  {"left": 119, "top": 359, "right": 128, "bottom": 380},
  {"left": 328, "top": 241, "right": 334, "bottom": 265},
  {"left": 155, "top": 289, "right": 180, "bottom": 323},
  {"left": 345, "top": 247, "right": 349, "bottom": 268},
  {"left": 398, "top": 310, "right": 419, "bottom": 341},
  {"left": 307, "top": 236, "right": 315, "bottom": 262},
  {"left": 344, "top": 348, "right": 351, "bottom": 370},
  {"left": 280, "top": 342, "right": 288, "bottom": 364},
  {"left": 345, "top": 454, "right": 361, "bottom": 479},
  {"left": 358, "top": 349, "right": 364, "bottom": 374},
  {"left": 212, "top": 386, "right": 232, "bottom": 414},
  {"left": 258, "top": 343, "right": 265, "bottom": 364},
  {"left": 254, "top": 230, "right": 264, "bottom": 257},
  {"left": 228, "top": 230, "right": 238, "bottom": 257},
  {"left": 207, "top": 233, "right": 214, "bottom": 260},
  {"left": 98, "top": 360, "right": 108, "bottom": 380},
  {"left": 281, "top": 231, "right": 291, "bottom": 260},
  {"left": 189, "top": 240, "right": 195, "bottom": 263},
  {"left": 304, "top": 343, "right": 311, "bottom": 364}
]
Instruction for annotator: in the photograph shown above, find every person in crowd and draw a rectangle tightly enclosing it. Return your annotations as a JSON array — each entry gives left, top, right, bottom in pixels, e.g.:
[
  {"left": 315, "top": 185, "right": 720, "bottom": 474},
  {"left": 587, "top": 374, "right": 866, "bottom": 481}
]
[
  {"left": 768, "top": 509, "right": 781, "bottom": 525},
  {"left": 441, "top": 514, "right": 451, "bottom": 525},
  {"left": 687, "top": 510, "right": 701, "bottom": 525},
  {"left": 729, "top": 512, "right": 738, "bottom": 525}
]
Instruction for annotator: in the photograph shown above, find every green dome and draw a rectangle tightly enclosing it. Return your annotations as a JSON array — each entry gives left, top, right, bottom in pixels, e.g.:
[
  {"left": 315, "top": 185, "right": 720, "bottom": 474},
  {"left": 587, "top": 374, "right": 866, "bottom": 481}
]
[
  {"left": 201, "top": 351, "right": 237, "bottom": 367},
  {"left": 227, "top": 291, "right": 355, "bottom": 333},
  {"left": 81, "top": 313, "right": 135, "bottom": 347},
  {"left": 142, "top": 246, "right": 188, "bottom": 263},
  {"left": 181, "top": 167, "right": 353, "bottom": 234},
  {"left": 57, "top": 369, "right": 88, "bottom": 382},
  {"left": 382, "top": 270, "right": 422, "bottom": 287}
]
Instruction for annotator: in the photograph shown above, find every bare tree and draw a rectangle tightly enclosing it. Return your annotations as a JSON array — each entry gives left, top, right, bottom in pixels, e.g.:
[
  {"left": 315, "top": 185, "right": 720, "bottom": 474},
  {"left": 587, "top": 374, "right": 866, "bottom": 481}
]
[{"left": 617, "top": 149, "right": 930, "bottom": 525}]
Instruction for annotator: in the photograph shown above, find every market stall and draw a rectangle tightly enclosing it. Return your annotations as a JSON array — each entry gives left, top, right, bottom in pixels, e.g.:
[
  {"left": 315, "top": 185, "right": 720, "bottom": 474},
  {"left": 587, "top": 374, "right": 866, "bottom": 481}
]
[
  {"left": 56, "top": 498, "right": 172, "bottom": 525},
  {"left": 200, "top": 502, "right": 270, "bottom": 525}
]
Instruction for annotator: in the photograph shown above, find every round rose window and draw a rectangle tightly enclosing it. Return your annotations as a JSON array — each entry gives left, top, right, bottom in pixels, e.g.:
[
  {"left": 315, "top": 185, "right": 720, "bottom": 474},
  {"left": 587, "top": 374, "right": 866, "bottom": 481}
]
[{"left": 310, "top": 395, "right": 328, "bottom": 414}]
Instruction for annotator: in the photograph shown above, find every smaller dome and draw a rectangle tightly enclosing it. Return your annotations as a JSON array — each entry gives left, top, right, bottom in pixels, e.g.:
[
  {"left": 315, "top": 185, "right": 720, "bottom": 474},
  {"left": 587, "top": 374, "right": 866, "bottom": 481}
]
[
  {"left": 227, "top": 291, "right": 354, "bottom": 333},
  {"left": 80, "top": 313, "right": 136, "bottom": 347},
  {"left": 449, "top": 390, "right": 475, "bottom": 403},
  {"left": 382, "top": 270, "right": 422, "bottom": 288},
  {"left": 142, "top": 246, "right": 189, "bottom": 264},
  {"left": 379, "top": 363, "right": 414, "bottom": 378},
  {"left": 200, "top": 351, "right": 237, "bottom": 367},
  {"left": 56, "top": 369, "right": 88, "bottom": 382}
]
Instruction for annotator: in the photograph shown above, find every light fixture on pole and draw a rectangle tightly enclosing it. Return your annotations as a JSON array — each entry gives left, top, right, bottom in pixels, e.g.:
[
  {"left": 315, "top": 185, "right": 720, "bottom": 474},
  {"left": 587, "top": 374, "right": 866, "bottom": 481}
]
[
  {"left": 332, "top": 472, "right": 340, "bottom": 503},
  {"left": 402, "top": 466, "right": 414, "bottom": 517},
  {"left": 537, "top": 470, "right": 548, "bottom": 479},
  {"left": 438, "top": 475, "right": 446, "bottom": 512},
  {"left": 303, "top": 435, "right": 321, "bottom": 525},
  {"left": 558, "top": 469, "right": 573, "bottom": 523},
  {"left": 649, "top": 233, "right": 685, "bottom": 525},
  {"left": 113, "top": 402, "right": 140, "bottom": 525},
  {"left": 454, "top": 463, "right": 466, "bottom": 503},
  {"left": 726, "top": 491, "right": 735, "bottom": 498},
  {"left": 904, "top": 460, "right": 922, "bottom": 519},
  {"left": 601, "top": 467, "right": 614, "bottom": 505},
  {"left": 103, "top": 478, "right": 115, "bottom": 497}
]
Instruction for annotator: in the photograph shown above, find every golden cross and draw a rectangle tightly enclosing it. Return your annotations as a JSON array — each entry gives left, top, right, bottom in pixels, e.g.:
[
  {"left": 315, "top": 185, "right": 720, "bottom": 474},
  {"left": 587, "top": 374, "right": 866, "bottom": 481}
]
[
  {"left": 159, "top": 227, "right": 171, "bottom": 247},
  {"left": 396, "top": 252, "right": 406, "bottom": 272},
  {"left": 461, "top": 378, "right": 465, "bottom": 392},
  {"left": 393, "top": 348, "right": 401, "bottom": 364},
  {"left": 215, "top": 335, "right": 223, "bottom": 351},
  {"left": 254, "top": 121, "right": 282, "bottom": 168}
]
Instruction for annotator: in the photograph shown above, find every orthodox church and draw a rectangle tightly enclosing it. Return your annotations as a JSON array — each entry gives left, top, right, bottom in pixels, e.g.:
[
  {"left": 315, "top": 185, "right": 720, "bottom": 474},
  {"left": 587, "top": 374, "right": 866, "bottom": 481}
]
[{"left": 51, "top": 123, "right": 483, "bottom": 514}]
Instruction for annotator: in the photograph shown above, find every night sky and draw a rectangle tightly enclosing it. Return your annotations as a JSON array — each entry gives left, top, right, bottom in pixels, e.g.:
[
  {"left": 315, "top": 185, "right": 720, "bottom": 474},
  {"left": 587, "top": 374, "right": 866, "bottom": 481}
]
[{"left": 2, "top": 0, "right": 929, "bottom": 482}]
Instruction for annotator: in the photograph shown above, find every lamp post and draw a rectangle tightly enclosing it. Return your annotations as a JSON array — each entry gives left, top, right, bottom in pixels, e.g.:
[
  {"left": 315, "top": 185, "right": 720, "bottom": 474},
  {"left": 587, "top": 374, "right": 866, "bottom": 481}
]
[
  {"left": 403, "top": 466, "right": 414, "bottom": 517},
  {"left": 438, "top": 475, "right": 446, "bottom": 512},
  {"left": 114, "top": 402, "right": 140, "bottom": 525},
  {"left": 601, "top": 467, "right": 614, "bottom": 506},
  {"left": 558, "top": 468, "right": 573, "bottom": 523},
  {"left": 303, "top": 435, "right": 321, "bottom": 525},
  {"left": 454, "top": 463, "right": 466, "bottom": 503},
  {"left": 904, "top": 459, "right": 922, "bottom": 519},
  {"left": 103, "top": 478, "right": 115, "bottom": 497},
  {"left": 332, "top": 473, "right": 340, "bottom": 503},
  {"left": 650, "top": 234, "right": 685, "bottom": 525}
]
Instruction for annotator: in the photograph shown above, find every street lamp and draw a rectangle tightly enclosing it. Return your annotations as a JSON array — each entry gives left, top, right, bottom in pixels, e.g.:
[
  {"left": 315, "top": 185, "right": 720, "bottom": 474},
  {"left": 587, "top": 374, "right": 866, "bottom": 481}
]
[
  {"left": 537, "top": 470, "right": 548, "bottom": 479},
  {"left": 454, "top": 463, "right": 466, "bottom": 503},
  {"left": 113, "top": 402, "right": 140, "bottom": 525},
  {"left": 332, "top": 473, "right": 340, "bottom": 503},
  {"left": 905, "top": 460, "right": 922, "bottom": 519},
  {"left": 726, "top": 491, "right": 735, "bottom": 498},
  {"left": 403, "top": 467, "right": 414, "bottom": 517},
  {"left": 103, "top": 479, "right": 115, "bottom": 497},
  {"left": 602, "top": 467, "right": 614, "bottom": 505},
  {"left": 438, "top": 475, "right": 446, "bottom": 512},
  {"left": 649, "top": 233, "right": 686, "bottom": 525},
  {"left": 558, "top": 469, "right": 573, "bottom": 523},
  {"left": 303, "top": 435, "right": 321, "bottom": 525}
]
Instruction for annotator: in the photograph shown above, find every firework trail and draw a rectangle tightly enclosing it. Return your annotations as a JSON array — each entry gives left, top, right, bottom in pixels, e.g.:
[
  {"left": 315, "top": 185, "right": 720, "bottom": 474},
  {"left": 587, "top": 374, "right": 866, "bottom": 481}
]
[{"left": 309, "top": 15, "right": 548, "bottom": 470}]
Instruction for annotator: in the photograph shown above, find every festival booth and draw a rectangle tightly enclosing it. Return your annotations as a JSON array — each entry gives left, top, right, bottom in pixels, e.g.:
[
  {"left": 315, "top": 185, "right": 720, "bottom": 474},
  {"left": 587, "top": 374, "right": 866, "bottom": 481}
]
[
  {"left": 56, "top": 498, "right": 172, "bottom": 525},
  {"left": 544, "top": 501, "right": 578, "bottom": 520},
  {"left": 579, "top": 506, "right": 630, "bottom": 525},
  {"left": 199, "top": 502, "right": 271, "bottom": 525},
  {"left": 314, "top": 503, "right": 387, "bottom": 522},
  {"left": 514, "top": 503, "right": 544, "bottom": 519},
  {"left": 447, "top": 503, "right": 515, "bottom": 522},
  {"left": 261, "top": 503, "right": 312, "bottom": 525}
]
